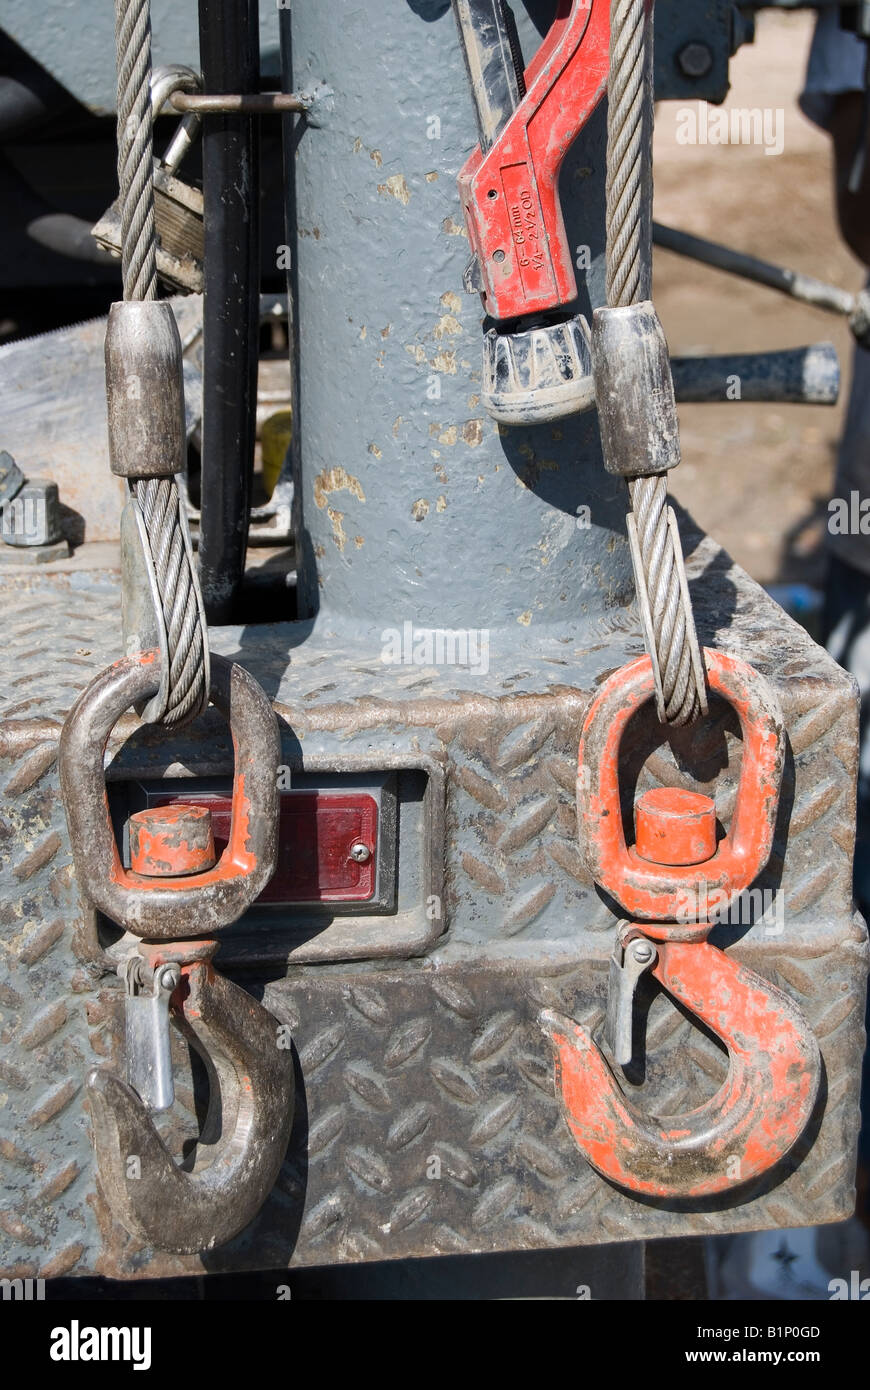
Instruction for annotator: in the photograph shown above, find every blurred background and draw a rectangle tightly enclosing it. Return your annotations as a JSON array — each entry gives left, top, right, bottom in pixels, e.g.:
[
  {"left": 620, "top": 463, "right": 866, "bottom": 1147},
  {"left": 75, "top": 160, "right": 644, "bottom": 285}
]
[{"left": 655, "top": 8, "right": 863, "bottom": 608}]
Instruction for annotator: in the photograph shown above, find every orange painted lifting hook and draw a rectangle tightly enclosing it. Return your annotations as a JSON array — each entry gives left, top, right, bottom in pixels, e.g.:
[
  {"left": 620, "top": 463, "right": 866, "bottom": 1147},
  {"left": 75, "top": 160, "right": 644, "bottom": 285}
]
[{"left": 541, "top": 649, "right": 822, "bottom": 1198}]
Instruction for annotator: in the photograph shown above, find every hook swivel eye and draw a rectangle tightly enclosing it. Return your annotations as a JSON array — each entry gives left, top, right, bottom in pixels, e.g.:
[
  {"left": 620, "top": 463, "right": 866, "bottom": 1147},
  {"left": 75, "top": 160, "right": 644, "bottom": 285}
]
[{"left": 59, "top": 651, "right": 280, "bottom": 939}]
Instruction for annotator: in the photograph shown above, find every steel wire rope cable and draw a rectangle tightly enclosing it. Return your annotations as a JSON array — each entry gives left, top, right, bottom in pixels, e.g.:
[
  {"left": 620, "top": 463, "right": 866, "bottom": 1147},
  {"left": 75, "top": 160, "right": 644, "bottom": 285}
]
[
  {"left": 115, "top": 0, "right": 209, "bottom": 725},
  {"left": 605, "top": 0, "right": 705, "bottom": 726}
]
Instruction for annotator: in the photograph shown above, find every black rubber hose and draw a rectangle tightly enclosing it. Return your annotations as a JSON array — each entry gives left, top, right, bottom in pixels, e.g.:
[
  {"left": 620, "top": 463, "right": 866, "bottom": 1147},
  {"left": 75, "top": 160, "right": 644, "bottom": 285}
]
[
  {"left": 0, "top": 33, "right": 73, "bottom": 139},
  {"left": 196, "top": 0, "right": 261, "bottom": 623},
  {"left": 0, "top": 154, "right": 116, "bottom": 264},
  {"left": 0, "top": 74, "right": 67, "bottom": 138},
  {"left": 28, "top": 210, "right": 118, "bottom": 264}
]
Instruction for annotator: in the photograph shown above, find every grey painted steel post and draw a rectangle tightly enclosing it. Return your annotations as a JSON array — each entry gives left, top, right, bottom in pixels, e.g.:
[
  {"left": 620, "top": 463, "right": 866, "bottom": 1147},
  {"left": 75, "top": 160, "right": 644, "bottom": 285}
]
[{"left": 282, "top": 0, "right": 633, "bottom": 639}]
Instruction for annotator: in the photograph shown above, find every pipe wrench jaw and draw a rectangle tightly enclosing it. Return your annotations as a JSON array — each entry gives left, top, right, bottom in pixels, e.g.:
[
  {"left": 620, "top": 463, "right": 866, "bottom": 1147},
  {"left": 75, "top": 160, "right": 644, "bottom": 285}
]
[
  {"left": 456, "top": 1, "right": 609, "bottom": 421},
  {"left": 457, "top": 0, "right": 610, "bottom": 323}
]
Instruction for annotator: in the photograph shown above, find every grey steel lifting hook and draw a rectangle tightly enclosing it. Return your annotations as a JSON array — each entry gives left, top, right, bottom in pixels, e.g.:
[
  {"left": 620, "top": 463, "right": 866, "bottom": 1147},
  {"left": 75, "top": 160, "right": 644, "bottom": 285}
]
[
  {"left": 60, "top": 651, "right": 290, "bottom": 1252},
  {"left": 87, "top": 948, "right": 294, "bottom": 1254}
]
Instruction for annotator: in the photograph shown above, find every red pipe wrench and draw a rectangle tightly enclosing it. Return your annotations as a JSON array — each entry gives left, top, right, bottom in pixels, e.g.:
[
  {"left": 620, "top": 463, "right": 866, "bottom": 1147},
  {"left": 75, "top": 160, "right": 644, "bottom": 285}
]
[{"left": 457, "top": 0, "right": 610, "bottom": 322}]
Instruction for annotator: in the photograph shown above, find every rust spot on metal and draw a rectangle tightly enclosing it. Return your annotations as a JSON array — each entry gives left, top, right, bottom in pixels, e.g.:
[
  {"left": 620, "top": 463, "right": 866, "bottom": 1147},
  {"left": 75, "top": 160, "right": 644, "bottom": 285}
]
[
  {"left": 433, "top": 316, "right": 462, "bottom": 341},
  {"left": 313, "top": 467, "right": 366, "bottom": 509},
  {"left": 377, "top": 174, "right": 410, "bottom": 205},
  {"left": 326, "top": 508, "right": 346, "bottom": 551},
  {"left": 429, "top": 351, "right": 457, "bottom": 375}
]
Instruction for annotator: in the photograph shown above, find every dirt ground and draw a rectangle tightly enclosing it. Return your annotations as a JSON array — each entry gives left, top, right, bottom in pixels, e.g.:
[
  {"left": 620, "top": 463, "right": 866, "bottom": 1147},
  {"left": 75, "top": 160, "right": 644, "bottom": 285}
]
[{"left": 654, "top": 8, "right": 865, "bottom": 590}]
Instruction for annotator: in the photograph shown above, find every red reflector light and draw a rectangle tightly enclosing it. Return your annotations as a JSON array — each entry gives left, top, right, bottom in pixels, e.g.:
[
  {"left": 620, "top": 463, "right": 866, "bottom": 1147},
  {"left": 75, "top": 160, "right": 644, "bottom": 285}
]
[{"left": 151, "top": 791, "right": 378, "bottom": 903}]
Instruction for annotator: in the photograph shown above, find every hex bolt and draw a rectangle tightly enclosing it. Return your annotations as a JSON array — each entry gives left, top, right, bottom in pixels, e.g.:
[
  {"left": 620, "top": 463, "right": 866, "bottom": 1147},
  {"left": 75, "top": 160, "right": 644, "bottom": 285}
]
[
  {"left": 678, "top": 42, "right": 713, "bottom": 79},
  {"left": 349, "top": 842, "right": 371, "bottom": 863},
  {"left": 0, "top": 451, "right": 25, "bottom": 510},
  {"left": 0, "top": 477, "right": 65, "bottom": 549}
]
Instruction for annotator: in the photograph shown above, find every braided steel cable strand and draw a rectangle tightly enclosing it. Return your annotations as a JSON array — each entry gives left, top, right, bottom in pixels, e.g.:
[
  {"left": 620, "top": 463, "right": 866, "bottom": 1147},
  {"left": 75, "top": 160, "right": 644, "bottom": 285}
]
[
  {"left": 605, "top": 0, "right": 702, "bottom": 725},
  {"left": 115, "top": 0, "right": 208, "bottom": 725},
  {"left": 604, "top": 0, "right": 645, "bottom": 310},
  {"left": 115, "top": 0, "right": 158, "bottom": 302},
  {"left": 629, "top": 473, "right": 696, "bottom": 722},
  {"left": 135, "top": 477, "right": 208, "bottom": 725}
]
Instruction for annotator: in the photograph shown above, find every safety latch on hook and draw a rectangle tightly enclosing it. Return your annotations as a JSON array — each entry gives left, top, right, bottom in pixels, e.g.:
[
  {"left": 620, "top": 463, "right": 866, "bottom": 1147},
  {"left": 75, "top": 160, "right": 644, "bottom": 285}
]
[{"left": 604, "top": 924, "right": 657, "bottom": 1068}]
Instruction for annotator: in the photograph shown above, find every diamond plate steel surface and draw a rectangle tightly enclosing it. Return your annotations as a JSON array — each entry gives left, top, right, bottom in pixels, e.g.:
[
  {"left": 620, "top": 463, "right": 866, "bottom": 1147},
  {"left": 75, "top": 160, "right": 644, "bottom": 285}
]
[
  {"left": 83, "top": 936, "right": 867, "bottom": 1273},
  {"left": 0, "top": 578, "right": 121, "bottom": 1277},
  {"left": 0, "top": 553, "right": 866, "bottom": 1277}
]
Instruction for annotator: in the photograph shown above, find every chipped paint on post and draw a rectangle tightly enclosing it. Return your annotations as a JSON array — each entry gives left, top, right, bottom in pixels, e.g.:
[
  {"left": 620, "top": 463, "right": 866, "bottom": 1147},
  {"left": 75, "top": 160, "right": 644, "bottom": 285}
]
[{"left": 288, "top": 0, "right": 632, "bottom": 632}]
